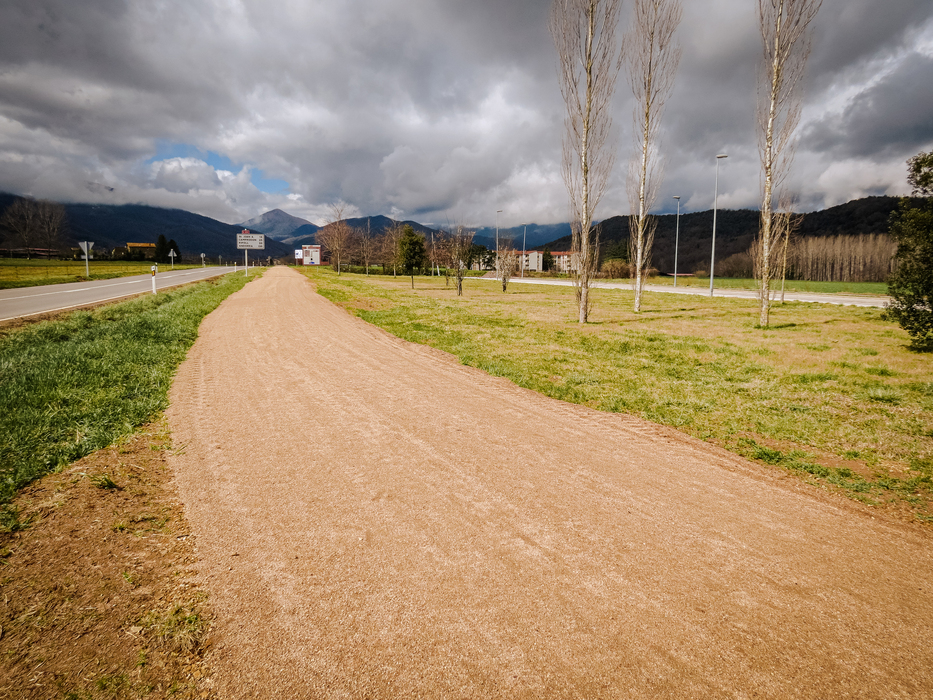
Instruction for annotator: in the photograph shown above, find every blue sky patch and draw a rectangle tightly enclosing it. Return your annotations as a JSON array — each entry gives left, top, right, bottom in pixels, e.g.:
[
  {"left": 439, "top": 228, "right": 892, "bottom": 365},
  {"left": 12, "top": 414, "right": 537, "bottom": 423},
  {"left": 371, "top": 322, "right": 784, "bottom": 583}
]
[{"left": 147, "top": 140, "right": 290, "bottom": 194}]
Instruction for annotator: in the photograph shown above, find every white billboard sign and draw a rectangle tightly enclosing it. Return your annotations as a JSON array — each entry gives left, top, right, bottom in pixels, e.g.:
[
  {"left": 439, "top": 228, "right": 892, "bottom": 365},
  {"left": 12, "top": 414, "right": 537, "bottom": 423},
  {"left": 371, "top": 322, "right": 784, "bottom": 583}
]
[
  {"left": 237, "top": 229, "right": 265, "bottom": 250},
  {"left": 302, "top": 245, "right": 321, "bottom": 265}
]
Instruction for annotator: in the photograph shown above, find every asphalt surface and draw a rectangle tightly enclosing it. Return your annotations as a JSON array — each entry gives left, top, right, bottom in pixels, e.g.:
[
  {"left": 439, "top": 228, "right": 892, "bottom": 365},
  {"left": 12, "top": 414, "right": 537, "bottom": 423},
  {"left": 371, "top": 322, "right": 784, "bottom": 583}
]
[
  {"left": 0, "top": 267, "right": 241, "bottom": 322},
  {"left": 474, "top": 276, "right": 891, "bottom": 308}
]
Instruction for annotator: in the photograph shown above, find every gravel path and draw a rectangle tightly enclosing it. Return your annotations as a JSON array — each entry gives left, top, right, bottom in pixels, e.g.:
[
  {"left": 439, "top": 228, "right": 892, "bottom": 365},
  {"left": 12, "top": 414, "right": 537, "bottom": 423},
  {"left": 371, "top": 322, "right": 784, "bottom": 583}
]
[{"left": 167, "top": 267, "right": 933, "bottom": 698}]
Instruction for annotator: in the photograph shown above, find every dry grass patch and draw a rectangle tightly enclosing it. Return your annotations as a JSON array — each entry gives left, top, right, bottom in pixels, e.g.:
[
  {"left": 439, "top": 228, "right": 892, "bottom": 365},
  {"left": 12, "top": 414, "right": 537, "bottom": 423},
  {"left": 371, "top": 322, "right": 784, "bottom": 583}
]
[{"left": 0, "top": 421, "right": 216, "bottom": 699}]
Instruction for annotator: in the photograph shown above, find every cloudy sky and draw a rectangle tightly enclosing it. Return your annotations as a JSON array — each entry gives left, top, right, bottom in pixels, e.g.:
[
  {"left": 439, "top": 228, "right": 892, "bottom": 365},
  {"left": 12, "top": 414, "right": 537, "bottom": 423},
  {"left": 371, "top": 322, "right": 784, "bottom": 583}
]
[{"left": 0, "top": 0, "right": 931, "bottom": 227}]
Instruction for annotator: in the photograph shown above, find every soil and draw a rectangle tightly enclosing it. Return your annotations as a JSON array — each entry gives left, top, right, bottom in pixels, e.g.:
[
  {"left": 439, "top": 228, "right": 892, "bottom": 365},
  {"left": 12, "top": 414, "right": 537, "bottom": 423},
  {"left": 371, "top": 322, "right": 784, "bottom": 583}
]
[
  {"left": 0, "top": 422, "right": 216, "bottom": 699},
  {"left": 162, "top": 268, "right": 933, "bottom": 698}
]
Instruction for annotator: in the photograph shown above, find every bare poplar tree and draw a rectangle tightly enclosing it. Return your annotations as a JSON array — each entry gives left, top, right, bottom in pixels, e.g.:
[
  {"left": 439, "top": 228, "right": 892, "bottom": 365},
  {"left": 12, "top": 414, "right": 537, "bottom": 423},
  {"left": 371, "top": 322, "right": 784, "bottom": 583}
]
[
  {"left": 317, "top": 203, "right": 353, "bottom": 274},
  {"left": 756, "top": 0, "right": 822, "bottom": 326},
  {"left": 774, "top": 194, "right": 803, "bottom": 303},
  {"left": 625, "top": 0, "right": 682, "bottom": 312},
  {"left": 1, "top": 198, "right": 39, "bottom": 259},
  {"left": 550, "top": 0, "right": 624, "bottom": 323},
  {"left": 358, "top": 218, "right": 377, "bottom": 274}
]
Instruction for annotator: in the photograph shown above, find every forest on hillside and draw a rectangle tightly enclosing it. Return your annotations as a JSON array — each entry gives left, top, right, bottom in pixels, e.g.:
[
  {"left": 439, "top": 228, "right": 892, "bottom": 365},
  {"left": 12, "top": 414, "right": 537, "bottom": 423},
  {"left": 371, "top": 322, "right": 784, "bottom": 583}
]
[{"left": 537, "top": 196, "right": 911, "bottom": 282}]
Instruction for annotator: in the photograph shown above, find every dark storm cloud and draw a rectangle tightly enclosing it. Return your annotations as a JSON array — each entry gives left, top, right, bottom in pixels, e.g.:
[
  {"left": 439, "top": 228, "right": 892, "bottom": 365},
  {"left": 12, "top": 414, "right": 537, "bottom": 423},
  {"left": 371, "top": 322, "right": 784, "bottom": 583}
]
[
  {"left": 0, "top": 0, "right": 930, "bottom": 224},
  {"left": 804, "top": 52, "right": 933, "bottom": 159}
]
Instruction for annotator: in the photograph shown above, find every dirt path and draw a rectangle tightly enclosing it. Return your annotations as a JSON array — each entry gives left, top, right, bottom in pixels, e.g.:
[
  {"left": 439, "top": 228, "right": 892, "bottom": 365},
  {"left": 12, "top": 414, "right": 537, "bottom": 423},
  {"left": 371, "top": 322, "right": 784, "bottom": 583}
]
[{"left": 167, "top": 267, "right": 933, "bottom": 699}]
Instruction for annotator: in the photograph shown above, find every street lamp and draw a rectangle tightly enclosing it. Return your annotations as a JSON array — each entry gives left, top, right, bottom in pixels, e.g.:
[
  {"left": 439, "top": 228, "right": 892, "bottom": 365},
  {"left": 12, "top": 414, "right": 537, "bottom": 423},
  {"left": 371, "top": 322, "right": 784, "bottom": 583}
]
[
  {"left": 495, "top": 209, "right": 503, "bottom": 279},
  {"left": 710, "top": 154, "right": 728, "bottom": 297},
  {"left": 521, "top": 223, "right": 527, "bottom": 278},
  {"left": 672, "top": 196, "right": 681, "bottom": 288}
]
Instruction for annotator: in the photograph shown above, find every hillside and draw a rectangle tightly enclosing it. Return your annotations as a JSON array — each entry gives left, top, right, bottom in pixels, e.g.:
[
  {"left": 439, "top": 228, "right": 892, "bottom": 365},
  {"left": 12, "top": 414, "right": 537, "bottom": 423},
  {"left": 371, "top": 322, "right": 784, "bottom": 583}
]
[
  {"left": 238, "top": 209, "right": 313, "bottom": 240},
  {"left": 0, "top": 194, "right": 910, "bottom": 270},
  {"left": 0, "top": 193, "right": 291, "bottom": 260},
  {"left": 283, "top": 215, "right": 443, "bottom": 247},
  {"left": 538, "top": 196, "right": 906, "bottom": 274},
  {"left": 475, "top": 223, "right": 572, "bottom": 249}
]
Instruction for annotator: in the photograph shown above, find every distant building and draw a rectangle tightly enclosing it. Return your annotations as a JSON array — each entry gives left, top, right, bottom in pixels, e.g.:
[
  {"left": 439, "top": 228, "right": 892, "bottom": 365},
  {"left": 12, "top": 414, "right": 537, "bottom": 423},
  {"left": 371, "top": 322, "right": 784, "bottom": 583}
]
[
  {"left": 551, "top": 251, "right": 580, "bottom": 272},
  {"left": 518, "top": 250, "right": 543, "bottom": 272},
  {"left": 126, "top": 242, "right": 156, "bottom": 259}
]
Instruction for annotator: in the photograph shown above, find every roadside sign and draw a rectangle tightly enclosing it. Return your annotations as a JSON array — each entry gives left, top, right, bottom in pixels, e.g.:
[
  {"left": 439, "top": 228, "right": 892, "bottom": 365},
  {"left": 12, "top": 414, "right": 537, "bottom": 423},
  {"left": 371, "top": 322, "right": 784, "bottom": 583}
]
[
  {"left": 294, "top": 249, "right": 302, "bottom": 260},
  {"left": 78, "top": 241, "right": 94, "bottom": 276},
  {"left": 237, "top": 229, "right": 265, "bottom": 250},
  {"left": 302, "top": 245, "right": 321, "bottom": 266}
]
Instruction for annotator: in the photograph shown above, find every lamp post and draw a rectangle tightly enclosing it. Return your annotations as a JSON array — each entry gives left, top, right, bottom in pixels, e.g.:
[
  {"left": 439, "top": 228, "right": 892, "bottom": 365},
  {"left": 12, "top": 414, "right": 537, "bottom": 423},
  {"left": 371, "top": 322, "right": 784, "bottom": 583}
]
[
  {"left": 710, "top": 154, "right": 728, "bottom": 297},
  {"left": 495, "top": 209, "right": 503, "bottom": 279},
  {"left": 521, "top": 223, "right": 527, "bottom": 278},
  {"left": 672, "top": 196, "right": 681, "bottom": 288}
]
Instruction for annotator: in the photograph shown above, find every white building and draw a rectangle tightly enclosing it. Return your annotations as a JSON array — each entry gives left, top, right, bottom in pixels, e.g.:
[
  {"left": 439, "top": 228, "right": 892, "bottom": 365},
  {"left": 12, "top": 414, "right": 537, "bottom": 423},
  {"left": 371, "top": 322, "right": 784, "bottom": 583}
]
[
  {"left": 551, "top": 250, "right": 579, "bottom": 272},
  {"left": 519, "top": 250, "right": 544, "bottom": 272}
]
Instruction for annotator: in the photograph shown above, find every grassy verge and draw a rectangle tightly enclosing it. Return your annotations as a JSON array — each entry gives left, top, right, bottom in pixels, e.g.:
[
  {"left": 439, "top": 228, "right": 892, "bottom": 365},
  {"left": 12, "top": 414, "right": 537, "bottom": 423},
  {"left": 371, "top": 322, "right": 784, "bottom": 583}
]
[
  {"left": 0, "top": 259, "right": 210, "bottom": 289},
  {"left": 0, "top": 271, "right": 254, "bottom": 511},
  {"left": 300, "top": 268, "right": 932, "bottom": 520}
]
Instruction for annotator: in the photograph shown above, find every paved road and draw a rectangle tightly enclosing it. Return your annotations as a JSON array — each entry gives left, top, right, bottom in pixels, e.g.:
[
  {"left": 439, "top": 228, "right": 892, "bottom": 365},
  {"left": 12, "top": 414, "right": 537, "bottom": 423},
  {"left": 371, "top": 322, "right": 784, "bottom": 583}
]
[
  {"left": 168, "top": 268, "right": 932, "bottom": 699},
  {"left": 0, "top": 267, "right": 240, "bottom": 322},
  {"left": 474, "top": 276, "right": 891, "bottom": 308}
]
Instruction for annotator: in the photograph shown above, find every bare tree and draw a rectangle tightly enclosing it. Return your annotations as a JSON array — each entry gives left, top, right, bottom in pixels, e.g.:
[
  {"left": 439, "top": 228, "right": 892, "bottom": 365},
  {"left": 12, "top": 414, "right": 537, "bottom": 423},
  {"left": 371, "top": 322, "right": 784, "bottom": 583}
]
[
  {"left": 774, "top": 194, "right": 803, "bottom": 303},
  {"left": 1, "top": 197, "right": 39, "bottom": 259},
  {"left": 358, "top": 218, "right": 377, "bottom": 274},
  {"left": 550, "top": 0, "right": 624, "bottom": 323},
  {"left": 317, "top": 203, "right": 353, "bottom": 274},
  {"left": 447, "top": 225, "right": 476, "bottom": 296},
  {"left": 380, "top": 221, "right": 406, "bottom": 276},
  {"left": 756, "top": 0, "right": 822, "bottom": 326},
  {"left": 36, "top": 200, "right": 67, "bottom": 259},
  {"left": 625, "top": 0, "right": 683, "bottom": 312},
  {"left": 497, "top": 244, "right": 519, "bottom": 292}
]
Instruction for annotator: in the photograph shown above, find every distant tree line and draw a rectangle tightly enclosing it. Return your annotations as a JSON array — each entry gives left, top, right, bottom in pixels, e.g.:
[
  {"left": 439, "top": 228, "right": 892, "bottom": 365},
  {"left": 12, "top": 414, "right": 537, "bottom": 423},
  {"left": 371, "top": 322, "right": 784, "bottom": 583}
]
[
  {"left": 715, "top": 233, "right": 896, "bottom": 283},
  {"left": 0, "top": 197, "right": 68, "bottom": 259}
]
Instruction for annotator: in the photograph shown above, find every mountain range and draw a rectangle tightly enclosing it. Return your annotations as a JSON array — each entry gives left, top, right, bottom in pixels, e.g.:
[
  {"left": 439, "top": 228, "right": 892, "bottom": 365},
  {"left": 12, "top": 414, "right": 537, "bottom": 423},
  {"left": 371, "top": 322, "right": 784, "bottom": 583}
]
[
  {"left": 0, "top": 193, "right": 905, "bottom": 270},
  {"left": 237, "top": 209, "right": 313, "bottom": 241},
  {"left": 541, "top": 196, "right": 906, "bottom": 275},
  {"left": 281, "top": 215, "right": 443, "bottom": 248}
]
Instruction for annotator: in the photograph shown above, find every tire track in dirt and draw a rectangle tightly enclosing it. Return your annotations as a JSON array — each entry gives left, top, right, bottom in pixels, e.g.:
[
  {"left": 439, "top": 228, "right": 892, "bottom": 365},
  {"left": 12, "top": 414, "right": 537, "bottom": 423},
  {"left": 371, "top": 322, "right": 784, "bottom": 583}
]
[{"left": 167, "top": 267, "right": 933, "bottom": 699}]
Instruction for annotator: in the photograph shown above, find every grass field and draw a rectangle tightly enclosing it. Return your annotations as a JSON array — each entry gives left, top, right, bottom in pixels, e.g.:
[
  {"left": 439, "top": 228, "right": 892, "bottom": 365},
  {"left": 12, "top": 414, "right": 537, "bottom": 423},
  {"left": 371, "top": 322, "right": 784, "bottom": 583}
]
[
  {"left": 301, "top": 267, "right": 932, "bottom": 520},
  {"left": 635, "top": 275, "right": 889, "bottom": 295},
  {"left": 518, "top": 271, "right": 889, "bottom": 295},
  {"left": 0, "top": 271, "right": 256, "bottom": 519},
  {"left": 0, "top": 259, "right": 208, "bottom": 289}
]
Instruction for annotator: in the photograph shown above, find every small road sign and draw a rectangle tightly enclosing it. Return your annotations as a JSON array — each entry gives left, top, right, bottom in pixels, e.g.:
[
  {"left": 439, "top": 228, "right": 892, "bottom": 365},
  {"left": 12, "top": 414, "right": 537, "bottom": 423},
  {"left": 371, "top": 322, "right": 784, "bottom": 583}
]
[
  {"left": 78, "top": 241, "right": 94, "bottom": 277},
  {"left": 237, "top": 230, "right": 265, "bottom": 250}
]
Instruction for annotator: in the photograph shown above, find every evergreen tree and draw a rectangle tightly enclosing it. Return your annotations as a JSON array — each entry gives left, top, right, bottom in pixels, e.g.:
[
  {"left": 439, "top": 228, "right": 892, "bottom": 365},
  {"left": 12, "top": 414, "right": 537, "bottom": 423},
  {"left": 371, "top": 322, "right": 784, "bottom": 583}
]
[
  {"left": 154, "top": 234, "right": 169, "bottom": 263},
  {"left": 886, "top": 153, "right": 933, "bottom": 350},
  {"left": 398, "top": 226, "right": 427, "bottom": 288}
]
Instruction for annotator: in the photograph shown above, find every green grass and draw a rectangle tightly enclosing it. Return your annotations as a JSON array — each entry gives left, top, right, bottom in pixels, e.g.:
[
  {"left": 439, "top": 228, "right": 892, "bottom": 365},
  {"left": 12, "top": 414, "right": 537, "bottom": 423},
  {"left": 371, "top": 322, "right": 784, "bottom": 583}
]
[
  {"left": 0, "top": 271, "right": 253, "bottom": 505},
  {"left": 0, "top": 259, "right": 209, "bottom": 289},
  {"left": 300, "top": 268, "right": 932, "bottom": 517},
  {"left": 612, "top": 275, "right": 889, "bottom": 295}
]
